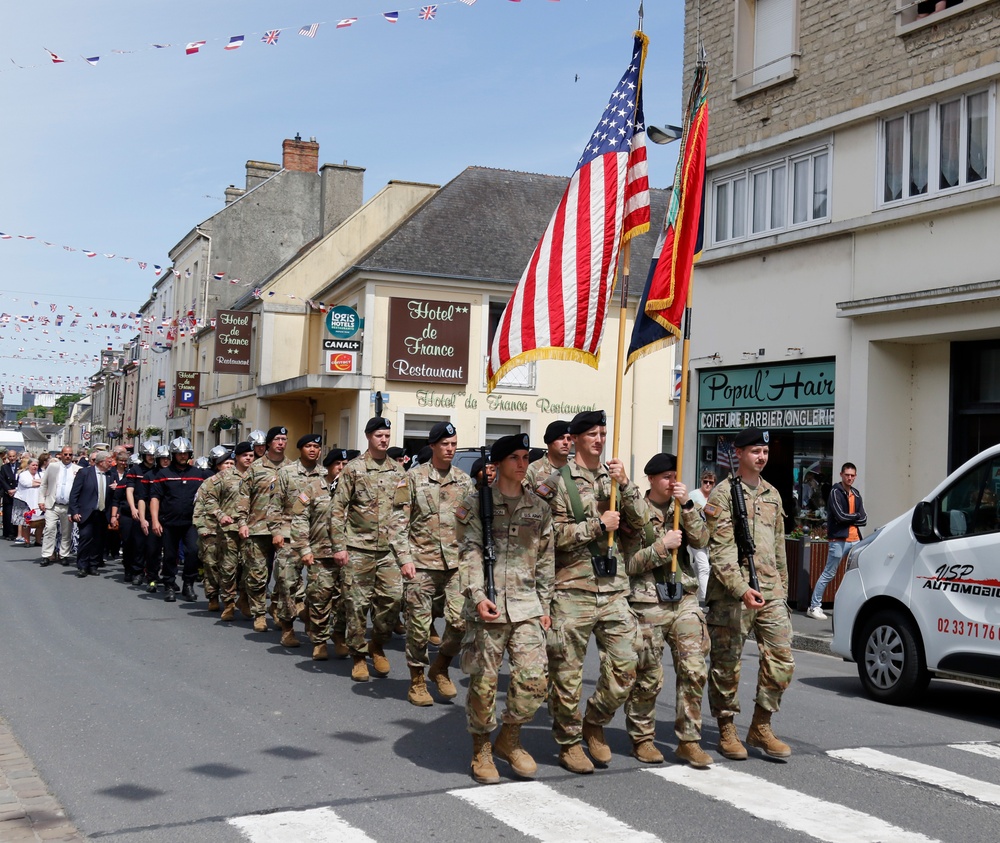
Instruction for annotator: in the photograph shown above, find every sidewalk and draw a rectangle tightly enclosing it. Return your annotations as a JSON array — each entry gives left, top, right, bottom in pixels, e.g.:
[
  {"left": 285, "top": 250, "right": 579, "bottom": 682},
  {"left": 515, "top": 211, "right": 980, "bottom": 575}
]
[{"left": 789, "top": 605, "right": 835, "bottom": 657}]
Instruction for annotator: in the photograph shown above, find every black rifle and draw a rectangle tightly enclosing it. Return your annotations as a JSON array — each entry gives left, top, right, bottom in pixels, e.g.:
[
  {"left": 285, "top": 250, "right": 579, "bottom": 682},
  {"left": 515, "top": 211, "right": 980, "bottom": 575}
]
[
  {"left": 479, "top": 446, "right": 497, "bottom": 604},
  {"left": 730, "top": 477, "right": 761, "bottom": 593}
]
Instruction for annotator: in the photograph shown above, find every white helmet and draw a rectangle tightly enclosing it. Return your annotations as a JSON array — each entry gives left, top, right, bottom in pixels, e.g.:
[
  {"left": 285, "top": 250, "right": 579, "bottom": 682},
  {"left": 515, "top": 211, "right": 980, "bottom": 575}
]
[
  {"left": 139, "top": 440, "right": 158, "bottom": 456},
  {"left": 193, "top": 456, "right": 210, "bottom": 470},
  {"left": 155, "top": 445, "right": 171, "bottom": 459},
  {"left": 248, "top": 429, "right": 266, "bottom": 446},
  {"left": 209, "top": 445, "right": 231, "bottom": 465},
  {"left": 169, "top": 437, "right": 192, "bottom": 455}
]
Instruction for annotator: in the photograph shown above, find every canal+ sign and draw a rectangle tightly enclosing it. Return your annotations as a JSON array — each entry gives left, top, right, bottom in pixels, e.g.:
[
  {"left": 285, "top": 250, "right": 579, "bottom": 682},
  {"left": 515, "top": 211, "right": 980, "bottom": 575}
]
[{"left": 326, "top": 306, "right": 361, "bottom": 339}]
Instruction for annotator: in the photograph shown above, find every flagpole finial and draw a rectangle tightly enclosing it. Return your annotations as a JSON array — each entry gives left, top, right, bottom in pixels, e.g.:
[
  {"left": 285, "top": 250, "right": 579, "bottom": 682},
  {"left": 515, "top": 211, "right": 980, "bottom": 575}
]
[{"left": 637, "top": 1, "right": 644, "bottom": 30}]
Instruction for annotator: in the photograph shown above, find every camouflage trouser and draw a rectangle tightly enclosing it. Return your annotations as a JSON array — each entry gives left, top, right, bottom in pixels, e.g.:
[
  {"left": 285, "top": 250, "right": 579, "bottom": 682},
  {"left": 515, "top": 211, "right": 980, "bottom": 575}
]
[
  {"left": 404, "top": 568, "right": 464, "bottom": 667},
  {"left": 272, "top": 544, "right": 304, "bottom": 623},
  {"left": 304, "top": 558, "right": 344, "bottom": 643},
  {"left": 217, "top": 531, "right": 242, "bottom": 606},
  {"left": 197, "top": 532, "right": 222, "bottom": 600},
  {"left": 343, "top": 548, "right": 403, "bottom": 655},
  {"left": 547, "top": 588, "right": 639, "bottom": 746},
  {"left": 706, "top": 597, "right": 795, "bottom": 717},
  {"left": 625, "top": 594, "right": 709, "bottom": 743},
  {"left": 242, "top": 535, "right": 276, "bottom": 618},
  {"left": 462, "top": 619, "right": 548, "bottom": 735}
]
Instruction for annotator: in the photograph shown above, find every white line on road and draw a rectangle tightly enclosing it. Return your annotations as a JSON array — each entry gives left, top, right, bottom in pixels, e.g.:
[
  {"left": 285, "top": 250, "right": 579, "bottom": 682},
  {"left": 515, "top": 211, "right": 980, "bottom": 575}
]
[
  {"left": 449, "top": 780, "right": 664, "bottom": 843},
  {"left": 228, "top": 806, "right": 377, "bottom": 842},
  {"left": 829, "top": 747, "right": 1000, "bottom": 808},
  {"left": 646, "top": 765, "right": 938, "bottom": 843},
  {"left": 949, "top": 741, "right": 1000, "bottom": 760}
]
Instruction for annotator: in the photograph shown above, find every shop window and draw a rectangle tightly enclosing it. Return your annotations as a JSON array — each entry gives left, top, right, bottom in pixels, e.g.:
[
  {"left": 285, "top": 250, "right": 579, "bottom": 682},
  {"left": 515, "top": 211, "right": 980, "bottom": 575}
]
[
  {"left": 484, "top": 300, "right": 536, "bottom": 391},
  {"left": 733, "top": 0, "right": 799, "bottom": 96},
  {"left": 950, "top": 340, "right": 1000, "bottom": 470}
]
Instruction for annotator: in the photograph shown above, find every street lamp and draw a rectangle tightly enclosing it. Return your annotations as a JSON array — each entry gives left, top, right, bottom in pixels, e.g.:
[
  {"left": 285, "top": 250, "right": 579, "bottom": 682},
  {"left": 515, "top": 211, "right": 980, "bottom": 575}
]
[{"left": 647, "top": 124, "right": 683, "bottom": 145}]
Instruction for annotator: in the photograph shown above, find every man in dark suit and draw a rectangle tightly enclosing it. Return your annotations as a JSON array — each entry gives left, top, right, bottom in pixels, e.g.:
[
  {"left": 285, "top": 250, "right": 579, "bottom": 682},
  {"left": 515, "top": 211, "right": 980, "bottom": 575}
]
[
  {"left": 69, "top": 451, "right": 112, "bottom": 577},
  {"left": 1, "top": 450, "right": 19, "bottom": 540}
]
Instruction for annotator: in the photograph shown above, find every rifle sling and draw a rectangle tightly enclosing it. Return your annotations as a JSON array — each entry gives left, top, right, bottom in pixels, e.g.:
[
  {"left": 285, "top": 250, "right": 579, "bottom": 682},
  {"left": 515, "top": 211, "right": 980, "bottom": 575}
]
[{"left": 559, "top": 465, "right": 608, "bottom": 560}]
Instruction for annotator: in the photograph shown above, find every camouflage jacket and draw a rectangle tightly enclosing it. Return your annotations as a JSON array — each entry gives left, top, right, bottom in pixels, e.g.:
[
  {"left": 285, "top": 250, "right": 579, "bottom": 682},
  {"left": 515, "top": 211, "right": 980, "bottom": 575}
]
[
  {"left": 330, "top": 452, "right": 408, "bottom": 554},
  {"left": 457, "top": 485, "right": 554, "bottom": 623},
  {"left": 235, "top": 455, "right": 290, "bottom": 536},
  {"left": 267, "top": 459, "right": 325, "bottom": 540},
  {"left": 395, "top": 462, "right": 475, "bottom": 571},
  {"left": 289, "top": 470, "right": 335, "bottom": 561},
  {"left": 525, "top": 455, "right": 562, "bottom": 492},
  {"left": 704, "top": 475, "right": 788, "bottom": 602},
  {"left": 192, "top": 470, "right": 226, "bottom": 537}
]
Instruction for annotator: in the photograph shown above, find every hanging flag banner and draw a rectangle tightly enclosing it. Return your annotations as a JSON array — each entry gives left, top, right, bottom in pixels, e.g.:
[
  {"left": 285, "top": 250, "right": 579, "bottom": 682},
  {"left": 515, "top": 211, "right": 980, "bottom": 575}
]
[{"left": 213, "top": 310, "right": 253, "bottom": 374}]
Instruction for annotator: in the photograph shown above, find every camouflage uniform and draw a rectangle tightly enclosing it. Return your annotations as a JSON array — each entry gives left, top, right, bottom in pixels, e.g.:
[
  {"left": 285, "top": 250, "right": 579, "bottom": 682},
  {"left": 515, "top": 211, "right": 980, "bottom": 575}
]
[
  {"left": 457, "top": 486, "right": 554, "bottom": 734},
  {"left": 213, "top": 467, "right": 246, "bottom": 607},
  {"left": 192, "top": 470, "right": 226, "bottom": 602},
  {"left": 704, "top": 476, "right": 794, "bottom": 716},
  {"left": 396, "top": 461, "right": 476, "bottom": 668},
  {"left": 330, "top": 452, "right": 408, "bottom": 655},
  {"left": 540, "top": 461, "right": 644, "bottom": 747},
  {"left": 267, "top": 459, "right": 324, "bottom": 624},
  {"left": 525, "top": 455, "right": 562, "bottom": 492},
  {"left": 289, "top": 470, "right": 341, "bottom": 643},
  {"left": 622, "top": 495, "right": 710, "bottom": 743},
  {"left": 235, "top": 455, "right": 289, "bottom": 618}
]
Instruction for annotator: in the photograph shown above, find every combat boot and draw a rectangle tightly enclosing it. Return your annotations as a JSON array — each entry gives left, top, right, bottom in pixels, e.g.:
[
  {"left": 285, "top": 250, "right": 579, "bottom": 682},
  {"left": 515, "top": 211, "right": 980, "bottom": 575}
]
[
  {"left": 220, "top": 602, "right": 236, "bottom": 621},
  {"left": 631, "top": 739, "right": 664, "bottom": 764},
  {"left": 407, "top": 667, "right": 433, "bottom": 707},
  {"left": 746, "top": 704, "right": 791, "bottom": 758},
  {"left": 493, "top": 724, "right": 537, "bottom": 779},
  {"left": 253, "top": 615, "right": 268, "bottom": 633},
  {"left": 312, "top": 642, "right": 328, "bottom": 661},
  {"left": 716, "top": 716, "right": 748, "bottom": 760},
  {"left": 427, "top": 653, "right": 457, "bottom": 699},
  {"left": 279, "top": 621, "right": 301, "bottom": 648},
  {"left": 428, "top": 622, "right": 442, "bottom": 647},
  {"left": 181, "top": 582, "right": 197, "bottom": 602},
  {"left": 236, "top": 592, "right": 252, "bottom": 619},
  {"left": 470, "top": 734, "right": 500, "bottom": 784},
  {"left": 351, "top": 655, "right": 369, "bottom": 682},
  {"left": 331, "top": 632, "right": 349, "bottom": 659},
  {"left": 558, "top": 742, "right": 595, "bottom": 775},
  {"left": 369, "top": 641, "right": 390, "bottom": 677},
  {"left": 207, "top": 596, "right": 220, "bottom": 612},
  {"left": 675, "top": 740, "right": 713, "bottom": 768},
  {"left": 582, "top": 720, "right": 612, "bottom": 765}
]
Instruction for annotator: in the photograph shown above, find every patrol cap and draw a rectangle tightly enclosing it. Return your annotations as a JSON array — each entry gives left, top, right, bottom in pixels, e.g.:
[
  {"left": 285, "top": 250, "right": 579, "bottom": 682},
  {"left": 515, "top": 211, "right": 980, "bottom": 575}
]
[
  {"left": 543, "top": 419, "right": 571, "bottom": 444},
  {"left": 427, "top": 421, "right": 456, "bottom": 444},
  {"left": 323, "top": 448, "right": 348, "bottom": 467},
  {"left": 490, "top": 433, "right": 530, "bottom": 464},
  {"left": 265, "top": 426, "right": 287, "bottom": 445},
  {"left": 365, "top": 417, "right": 391, "bottom": 435},
  {"left": 297, "top": 433, "right": 322, "bottom": 449},
  {"left": 643, "top": 452, "right": 677, "bottom": 476},
  {"left": 568, "top": 410, "right": 607, "bottom": 435},
  {"left": 733, "top": 427, "right": 770, "bottom": 448},
  {"left": 387, "top": 447, "right": 407, "bottom": 460},
  {"left": 234, "top": 441, "right": 253, "bottom": 456},
  {"left": 346, "top": 449, "right": 362, "bottom": 460}
]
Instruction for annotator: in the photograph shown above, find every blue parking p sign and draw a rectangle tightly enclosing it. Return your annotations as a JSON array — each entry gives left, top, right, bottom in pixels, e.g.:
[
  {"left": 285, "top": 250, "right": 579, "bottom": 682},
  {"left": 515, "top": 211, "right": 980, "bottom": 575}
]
[{"left": 179, "top": 389, "right": 196, "bottom": 408}]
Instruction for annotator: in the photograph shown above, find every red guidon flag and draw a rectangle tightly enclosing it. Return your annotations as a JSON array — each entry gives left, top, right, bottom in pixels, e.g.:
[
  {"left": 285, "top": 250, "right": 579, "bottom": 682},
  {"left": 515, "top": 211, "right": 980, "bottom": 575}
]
[{"left": 487, "top": 31, "right": 650, "bottom": 392}]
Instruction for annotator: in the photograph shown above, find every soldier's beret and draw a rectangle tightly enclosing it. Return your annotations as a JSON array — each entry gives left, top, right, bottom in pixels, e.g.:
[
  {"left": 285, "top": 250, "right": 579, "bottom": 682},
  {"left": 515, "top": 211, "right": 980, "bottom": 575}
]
[
  {"left": 297, "top": 433, "right": 322, "bottom": 449},
  {"left": 528, "top": 447, "right": 546, "bottom": 463},
  {"left": 543, "top": 419, "right": 571, "bottom": 444},
  {"left": 733, "top": 427, "right": 769, "bottom": 448},
  {"left": 415, "top": 445, "right": 433, "bottom": 466},
  {"left": 643, "top": 453, "right": 677, "bottom": 476},
  {"left": 568, "top": 410, "right": 607, "bottom": 435},
  {"left": 365, "top": 417, "right": 390, "bottom": 434},
  {"left": 469, "top": 458, "right": 485, "bottom": 480},
  {"left": 346, "top": 449, "right": 362, "bottom": 460},
  {"left": 386, "top": 447, "right": 407, "bottom": 460},
  {"left": 323, "top": 448, "right": 348, "bottom": 467},
  {"left": 265, "top": 426, "right": 287, "bottom": 444},
  {"left": 427, "top": 421, "right": 456, "bottom": 444},
  {"left": 490, "top": 433, "right": 530, "bottom": 464},
  {"left": 234, "top": 442, "right": 253, "bottom": 456}
]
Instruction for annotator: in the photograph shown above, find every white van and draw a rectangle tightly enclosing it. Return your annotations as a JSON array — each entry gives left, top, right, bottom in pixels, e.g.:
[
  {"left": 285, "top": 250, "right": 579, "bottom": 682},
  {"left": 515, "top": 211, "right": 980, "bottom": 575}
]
[{"left": 832, "top": 443, "right": 1000, "bottom": 704}]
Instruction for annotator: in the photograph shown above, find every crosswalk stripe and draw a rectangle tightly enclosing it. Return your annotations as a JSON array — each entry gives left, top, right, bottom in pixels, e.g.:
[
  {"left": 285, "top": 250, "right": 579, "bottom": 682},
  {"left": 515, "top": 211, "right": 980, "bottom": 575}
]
[
  {"left": 449, "top": 780, "right": 664, "bottom": 843},
  {"left": 829, "top": 747, "right": 1000, "bottom": 808},
  {"left": 645, "top": 766, "right": 938, "bottom": 843},
  {"left": 949, "top": 741, "right": 1000, "bottom": 760},
  {"left": 228, "top": 806, "right": 377, "bottom": 842}
]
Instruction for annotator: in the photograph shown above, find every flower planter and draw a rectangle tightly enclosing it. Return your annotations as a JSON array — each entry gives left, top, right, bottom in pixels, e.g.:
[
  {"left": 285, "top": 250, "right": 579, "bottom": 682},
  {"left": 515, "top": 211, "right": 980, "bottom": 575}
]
[{"left": 785, "top": 537, "right": 842, "bottom": 609}]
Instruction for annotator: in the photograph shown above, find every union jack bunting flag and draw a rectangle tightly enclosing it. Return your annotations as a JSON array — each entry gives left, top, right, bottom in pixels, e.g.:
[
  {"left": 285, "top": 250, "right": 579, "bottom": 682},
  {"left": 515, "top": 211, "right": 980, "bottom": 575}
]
[
  {"left": 420, "top": 5, "right": 438, "bottom": 20},
  {"left": 261, "top": 30, "right": 281, "bottom": 45}
]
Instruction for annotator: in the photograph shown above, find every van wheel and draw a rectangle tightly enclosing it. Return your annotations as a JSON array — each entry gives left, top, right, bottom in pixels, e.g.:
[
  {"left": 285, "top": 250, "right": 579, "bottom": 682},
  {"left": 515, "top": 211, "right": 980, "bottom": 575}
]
[{"left": 857, "top": 610, "right": 930, "bottom": 704}]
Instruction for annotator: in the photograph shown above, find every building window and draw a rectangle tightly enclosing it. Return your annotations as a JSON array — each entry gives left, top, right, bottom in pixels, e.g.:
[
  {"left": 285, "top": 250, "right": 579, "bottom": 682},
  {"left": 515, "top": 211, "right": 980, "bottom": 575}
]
[
  {"left": 402, "top": 413, "right": 450, "bottom": 459},
  {"left": 734, "top": 0, "right": 799, "bottom": 95},
  {"left": 881, "top": 89, "right": 991, "bottom": 205},
  {"left": 485, "top": 419, "right": 528, "bottom": 448},
  {"left": 484, "top": 299, "right": 536, "bottom": 391},
  {"left": 711, "top": 146, "right": 830, "bottom": 245}
]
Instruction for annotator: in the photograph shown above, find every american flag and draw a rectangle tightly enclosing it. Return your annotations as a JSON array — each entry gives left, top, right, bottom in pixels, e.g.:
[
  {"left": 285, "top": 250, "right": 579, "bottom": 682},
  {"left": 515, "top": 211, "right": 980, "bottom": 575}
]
[
  {"left": 299, "top": 23, "right": 320, "bottom": 38},
  {"left": 458, "top": 0, "right": 477, "bottom": 5},
  {"left": 487, "top": 32, "right": 650, "bottom": 392},
  {"left": 420, "top": 5, "right": 438, "bottom": 20},
  {"left": 261, "top": 30, "right": 281, "bottom": 45}
]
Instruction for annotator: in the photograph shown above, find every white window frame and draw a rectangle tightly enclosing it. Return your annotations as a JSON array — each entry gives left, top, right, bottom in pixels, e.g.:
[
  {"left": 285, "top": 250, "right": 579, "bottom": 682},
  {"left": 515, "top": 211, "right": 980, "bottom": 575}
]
[
  {"left": 481, "top": 296, "right": 537, "bottom": 392},
  {"left": 732, "top": 0, "right": 800, "bottom": 98}
]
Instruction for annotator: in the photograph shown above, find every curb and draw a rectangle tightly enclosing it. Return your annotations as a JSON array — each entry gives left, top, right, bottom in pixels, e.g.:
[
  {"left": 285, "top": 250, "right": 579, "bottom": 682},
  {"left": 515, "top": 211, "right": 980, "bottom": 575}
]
[{"left": 791, "top": 632, "right": 833, "bottom": 657}]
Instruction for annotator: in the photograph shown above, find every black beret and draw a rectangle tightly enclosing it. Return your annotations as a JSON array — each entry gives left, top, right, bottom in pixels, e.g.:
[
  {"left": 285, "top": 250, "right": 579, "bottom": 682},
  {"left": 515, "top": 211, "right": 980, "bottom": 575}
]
[
  {"left": 470, "top": 457, "right": 485, "bottom": 480},
  {"left": 365, "top": 417, "right": 390, "bottom": 434},
  {"left": 644, "top": 452, "right": 678, "bottom": 476},
  {"left": 543, "top": 419, "right": 571, "bottom": 444},
  {"left": 733, "top": 427, "right": 769, "bottom": 448},
  {"left": 386, "top": 447, "right": 406, "bottom": 460},
  {"left": 568, "top": 410, "right": 607, "bottom": 435},
  {"left": 428, "top": 421, "right": 456, "bottom": 444},
  {"left": 323, "top": 448, "right": 348, "bottom": 467},
  {"left": 415, "top": 445, "right": 433, "bottom": 466},
  {"left": 491, "top": 433, "right": 530, "bottom": 464},
  {"left": 528, "top": 447, "right": 546, "bottom": 463},
  {"left": 346, "top": 449, "right": 362, "bottom": 460},
  {"left": 265, "top": 426, "right": 287, "bottom": 444},
  {"left": 297, "top": 433, "right": 322, "bottom": 449},
  {"left": 234, "top": 442, "right": 253, "bottom": 456}
]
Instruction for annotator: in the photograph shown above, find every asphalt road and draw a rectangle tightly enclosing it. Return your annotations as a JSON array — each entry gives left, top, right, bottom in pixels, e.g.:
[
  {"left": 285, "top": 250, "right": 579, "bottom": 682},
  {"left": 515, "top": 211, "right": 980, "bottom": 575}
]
[{"left": 1, "top": 539, "right": 998, "bottom": 843}]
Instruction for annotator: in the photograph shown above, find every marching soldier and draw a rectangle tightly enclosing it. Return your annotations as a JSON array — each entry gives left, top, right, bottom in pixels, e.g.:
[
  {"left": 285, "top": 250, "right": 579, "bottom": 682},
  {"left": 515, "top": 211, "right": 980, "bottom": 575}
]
[
  {"left": 457, "top": 434, "right": 553, "bottom": 784},
  {"left": 704, "top": 427, "right": 794, "bottom": 760},
  {"left": 216, "top": 442, "right": 254, "bottom": 621},
  {"left": 323, "top": 448, "right": 350, "bottom": 655},
  {"left": 192, "top": 446, "right": 235, "bottom": 611},
  {"left": 525, "top": 419, "right": 571, "bottom": 490}
]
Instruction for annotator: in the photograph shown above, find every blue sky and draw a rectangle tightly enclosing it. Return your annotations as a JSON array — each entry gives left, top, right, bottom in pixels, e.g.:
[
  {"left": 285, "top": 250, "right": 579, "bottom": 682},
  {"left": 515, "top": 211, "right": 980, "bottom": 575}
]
[{"left": 0, "top": 0, "right": 686, "bottom": 398}]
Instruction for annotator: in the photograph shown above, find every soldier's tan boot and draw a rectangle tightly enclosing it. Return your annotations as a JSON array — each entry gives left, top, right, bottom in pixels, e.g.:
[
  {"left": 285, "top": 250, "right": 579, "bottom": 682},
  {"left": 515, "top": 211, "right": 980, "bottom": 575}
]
[
  {"left": 312, "top": 642, "right": 328, "bottom": 661},
  {"left": 631, "top": 739, "right": 664, "bottom": 764},
  {"left": 428, "top": 622, "right": 442, "bottom": 647},
  {"left": 428, "top": 654, "right": 458, "bottom": 699},
  {"left": 296, "top": 601, "right": 307, "bottom": 623},
  {"left": 369, "top": 641, "right": 390, "bottom": 677},
  {"left": 493, "top": 724, "right": 537, "bottom": 779},
  {"left": 407, "top": 667, "right": 434, "bottom": 707},
  {"left": 279, "top": 621, "right": 301, "bottom": 648},
  {"left": 717, "top": 716, "right": 748, "bottom": 760},
  {"left": 331, "top": 632, "right": 349, "bottom": 659},
  {"left": 746, "top": 705, "right": 792, "bottom": 758},
  {"left": 471, "top": 734, "right": 500, "bottom": 784},
  {"left": 558, "top": 742, "right": 595, "bottom": 775},
  {"left": 207, "top": 596, "right": 221, "bottom": 612},
  {"left": 236, "top": 593, "right": 252, "bottom": 619},
  {"left": 253, "top": 615, "right": 268, "bottom": 633},
  {"left": 675, "top": 740, "right": 713, "bottom": 768},
  {"left": 220, "top": 602, "right": 236, "bottom": 621},
  {"left": 582, "top": 720, "right": 612, "bottom": 765},
  {"left": 351, "top": 655, "right": 369, "bottom": 682}
]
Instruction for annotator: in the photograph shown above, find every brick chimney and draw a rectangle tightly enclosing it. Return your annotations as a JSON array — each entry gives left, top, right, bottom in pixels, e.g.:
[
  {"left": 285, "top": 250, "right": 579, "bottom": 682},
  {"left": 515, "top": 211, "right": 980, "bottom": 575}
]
[{"left": 283, "top": 134, "right": 319, "bottom": 173}]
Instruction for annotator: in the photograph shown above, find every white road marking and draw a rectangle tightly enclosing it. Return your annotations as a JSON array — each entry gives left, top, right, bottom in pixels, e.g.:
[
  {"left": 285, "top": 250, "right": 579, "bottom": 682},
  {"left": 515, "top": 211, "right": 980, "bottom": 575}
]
[
  {"left": 949, "top": 741, "right": 1000, "bottom": 760},
  {"left": 449, "top": 780, "right": 664, "bottom": 843},
  {"left": 646, "top": 765, "right": 938, "bottom": 843},
  {"left": 830, "top": 747, "right": 1000, "bottom": 807},
  {"left": 228, "top": 806, "right": 377, "bottom": 842}
]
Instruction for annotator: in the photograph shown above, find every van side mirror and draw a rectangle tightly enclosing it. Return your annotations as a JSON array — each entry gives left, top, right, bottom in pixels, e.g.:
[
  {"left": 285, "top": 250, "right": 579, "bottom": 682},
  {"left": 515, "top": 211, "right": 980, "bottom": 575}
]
[{"left": 911, "top": 500, "right": 940, "bottom": 543}]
